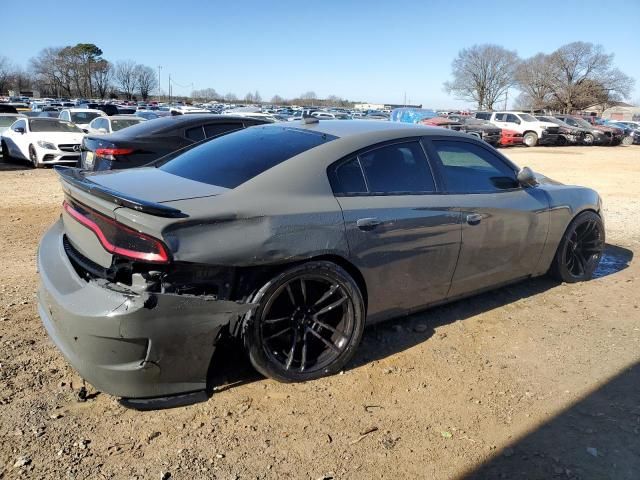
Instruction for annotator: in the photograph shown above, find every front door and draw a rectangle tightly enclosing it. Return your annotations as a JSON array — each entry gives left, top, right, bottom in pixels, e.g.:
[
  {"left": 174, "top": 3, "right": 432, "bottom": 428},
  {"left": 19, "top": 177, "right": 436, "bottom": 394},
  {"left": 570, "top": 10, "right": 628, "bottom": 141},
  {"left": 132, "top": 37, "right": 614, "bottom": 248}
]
[
  {"left": 425, "top": 138, "right": 549, "bottom": 298},
  {"left": 329, "top": 139, "right": 462, "bottom": 322}
]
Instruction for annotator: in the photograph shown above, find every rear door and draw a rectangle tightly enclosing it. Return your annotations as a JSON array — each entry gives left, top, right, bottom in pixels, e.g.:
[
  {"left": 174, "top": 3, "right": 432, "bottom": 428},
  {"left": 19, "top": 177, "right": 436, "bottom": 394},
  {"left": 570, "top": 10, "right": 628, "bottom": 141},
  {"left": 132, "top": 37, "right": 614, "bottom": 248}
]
[
  {"left": 330, "top": 139, "right": 461, "bottom": 322},
  {"left": 424, "top": 137, "right": 549, "bottom": 298}
]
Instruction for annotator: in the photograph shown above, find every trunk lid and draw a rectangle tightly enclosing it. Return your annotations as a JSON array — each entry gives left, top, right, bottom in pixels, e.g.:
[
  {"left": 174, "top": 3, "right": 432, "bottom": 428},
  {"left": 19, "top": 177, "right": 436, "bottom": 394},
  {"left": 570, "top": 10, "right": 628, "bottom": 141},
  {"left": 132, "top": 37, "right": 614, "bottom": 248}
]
[{"left": 56, "top": 166, "right": 228, "bottom": 270}]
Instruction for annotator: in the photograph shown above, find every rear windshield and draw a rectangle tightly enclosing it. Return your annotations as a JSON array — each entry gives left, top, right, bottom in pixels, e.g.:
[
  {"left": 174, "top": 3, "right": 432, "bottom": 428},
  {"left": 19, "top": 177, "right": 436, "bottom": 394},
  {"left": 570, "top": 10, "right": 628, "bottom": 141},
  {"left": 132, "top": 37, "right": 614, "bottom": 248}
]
[
  {"left": 159, "top": 126, "right": 336, "bottom": 188},
  {"left": 29, "top": 119, "right": 82, "bottom": 133},
  {"left": 71, "top": 112, "right": 102, "bottom": 124},
  {"left": 111, "top": 119, "right": 143, "bottom": 131}
]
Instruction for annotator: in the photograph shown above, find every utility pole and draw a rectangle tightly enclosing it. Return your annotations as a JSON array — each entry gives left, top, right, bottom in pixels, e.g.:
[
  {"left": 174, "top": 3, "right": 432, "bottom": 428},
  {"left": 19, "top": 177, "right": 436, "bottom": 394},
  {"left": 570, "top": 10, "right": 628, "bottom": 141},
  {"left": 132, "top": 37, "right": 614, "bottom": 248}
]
[
  {"left": 157, "top": 65, "right": 162, "bottom": 101},
  {"left": 504, "top": 88, "right": 508, "bottom": 111}
]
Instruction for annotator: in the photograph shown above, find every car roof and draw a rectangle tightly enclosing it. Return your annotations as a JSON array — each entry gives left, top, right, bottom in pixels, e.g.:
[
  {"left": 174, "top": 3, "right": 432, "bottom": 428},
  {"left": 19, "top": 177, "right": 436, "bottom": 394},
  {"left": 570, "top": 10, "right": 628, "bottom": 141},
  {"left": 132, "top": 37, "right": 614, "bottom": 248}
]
[
  {"left": 63, "top": 108, "right": 105, "bottom": 113},
  {"left": 99, "top": 114, "right": 265, "bottom": 139},
  {"left": 265, "top": 119, "right": 463, "bottom": 140},
  {"left": 106, "top": 115, "right": 145, "bottom": 121}
]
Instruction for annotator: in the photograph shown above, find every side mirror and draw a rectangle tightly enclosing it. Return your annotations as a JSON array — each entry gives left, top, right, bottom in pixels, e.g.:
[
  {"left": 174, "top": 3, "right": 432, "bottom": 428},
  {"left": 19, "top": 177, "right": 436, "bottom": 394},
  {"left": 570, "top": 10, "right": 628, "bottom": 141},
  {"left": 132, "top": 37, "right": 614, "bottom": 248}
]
[
  {"left": 82, "top": 129, "right": 89, "bottom": 133},
  {"left": 517, "top": 166, "right": 538, "bottom": 187},
  {"left": 15, "top": 127, "right": 25, "bottom": 134},
  {"left": 514, "top": 119, "right": 521, "bottom": 125}
]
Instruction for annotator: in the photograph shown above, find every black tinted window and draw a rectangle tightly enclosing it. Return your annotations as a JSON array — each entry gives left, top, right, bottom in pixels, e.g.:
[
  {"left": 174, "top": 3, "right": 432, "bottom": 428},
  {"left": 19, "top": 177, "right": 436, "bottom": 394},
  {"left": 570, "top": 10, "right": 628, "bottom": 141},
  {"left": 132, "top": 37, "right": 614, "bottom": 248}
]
[
  {"left": 334, "top": 158, "right": 367, "bottom": 194},
  {"left": 475, "top": 112, "right": 491, "bottom": 120},
  {"left": 204, "top": 123, "right": 242, "bottom": 138},
  {"left": 160, "top": 126, "right": 336, "bottom": 189},
  {"left": 185, "top": 126, "right": 205, "bottom": 142},
  {"left": 359, "top": 142, "right": 435, "bottom": 194},
  {"left": 432, "top": 140, "right": 518, "bottom": 193}
]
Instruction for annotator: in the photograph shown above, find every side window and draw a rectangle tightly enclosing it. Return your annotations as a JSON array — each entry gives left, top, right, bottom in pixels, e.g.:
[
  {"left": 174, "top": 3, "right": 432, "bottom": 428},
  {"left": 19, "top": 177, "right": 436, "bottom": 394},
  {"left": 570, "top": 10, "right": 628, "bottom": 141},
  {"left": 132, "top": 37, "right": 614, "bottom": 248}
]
[
  {"left": 62, "top": 111, "right": 70, "bottom": 121},
  {"left": 506, "top": 114, "right": 520, "bottom": 124},
  {"left": 185, "top": 126, "right": 205, "bottom": 142},
  {"left": 204, "top": 123, "right": 242, "bottom": 138},
  {"left": 12, "top": 120, "right": 26, "bottom": 131},
  {"left": 432, "top": 140, "right": 519, "bottom": 193},
  {"left": 476, "top": 112, "right": 490, "bottom": 120},
  {"left": 359, "top": 142, "right": 436, "bottom": 194},
  {"left": 333, "top": 158, "right": 367, "bottom": 194},
  {"left": 494, "top": 113, "right": 506, "bottom": 121}
]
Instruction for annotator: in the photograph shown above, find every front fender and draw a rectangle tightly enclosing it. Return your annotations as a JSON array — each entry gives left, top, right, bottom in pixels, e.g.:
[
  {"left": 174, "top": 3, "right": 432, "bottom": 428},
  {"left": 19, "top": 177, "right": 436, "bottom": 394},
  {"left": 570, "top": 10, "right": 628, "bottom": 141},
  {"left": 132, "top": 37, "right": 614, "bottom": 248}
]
[{"left": 533, "top": 184, "right": 602, "bottom": 275}]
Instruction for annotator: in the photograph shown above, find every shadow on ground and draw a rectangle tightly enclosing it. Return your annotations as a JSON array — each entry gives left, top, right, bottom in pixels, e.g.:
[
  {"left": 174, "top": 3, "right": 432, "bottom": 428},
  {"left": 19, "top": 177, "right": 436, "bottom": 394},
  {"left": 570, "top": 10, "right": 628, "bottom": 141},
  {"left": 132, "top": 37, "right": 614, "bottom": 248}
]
[
  {"left": 462, "top": 361, "right": 640, "bottom": 480},
  {"left": 207, "top": 244, "right": 633, "bottom": 393},
  {"left": 0, "top": 156, "right": 31, "bottom": 171}
]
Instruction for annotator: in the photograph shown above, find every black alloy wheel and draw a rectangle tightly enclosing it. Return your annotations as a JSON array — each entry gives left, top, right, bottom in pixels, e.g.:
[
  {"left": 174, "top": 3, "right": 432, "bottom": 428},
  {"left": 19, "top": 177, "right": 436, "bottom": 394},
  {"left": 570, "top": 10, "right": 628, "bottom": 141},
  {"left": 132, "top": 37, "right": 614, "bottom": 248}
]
[
  {"left": 551, "top": 211, "right": 604, "bottom": 282},
  {"left": 244, "top": 261, "right": 365, "bottom": 382}
]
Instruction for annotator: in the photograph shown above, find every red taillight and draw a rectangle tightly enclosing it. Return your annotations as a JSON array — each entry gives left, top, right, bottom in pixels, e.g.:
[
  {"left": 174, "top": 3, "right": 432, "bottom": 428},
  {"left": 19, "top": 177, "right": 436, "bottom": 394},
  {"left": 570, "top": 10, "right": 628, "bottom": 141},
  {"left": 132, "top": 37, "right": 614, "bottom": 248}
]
[
  {"left": 63, "top": 201, "right": 170, "bottom": 263},
  {"left": 95, "top": 148, "right": 135, "bottom": 159}
]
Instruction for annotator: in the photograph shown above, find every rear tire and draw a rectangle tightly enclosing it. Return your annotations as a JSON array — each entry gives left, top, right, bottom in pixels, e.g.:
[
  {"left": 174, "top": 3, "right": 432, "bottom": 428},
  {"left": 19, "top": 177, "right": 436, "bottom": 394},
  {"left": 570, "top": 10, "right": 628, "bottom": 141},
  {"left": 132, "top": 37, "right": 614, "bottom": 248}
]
[
  {"left": 583, "top": 133, "right": 594, "bottom": 145},
  {"left": 622, "top": 135, "right": 633, "bottom": 146},
  {"left": 243, "top": 261, "right": 365, "bottom": 383},
  {"left": 523, "top": 131, "right": 538, "bottom": 147},
  {"left": 550, "top": 211, "right": 604, "bottom": 283}
]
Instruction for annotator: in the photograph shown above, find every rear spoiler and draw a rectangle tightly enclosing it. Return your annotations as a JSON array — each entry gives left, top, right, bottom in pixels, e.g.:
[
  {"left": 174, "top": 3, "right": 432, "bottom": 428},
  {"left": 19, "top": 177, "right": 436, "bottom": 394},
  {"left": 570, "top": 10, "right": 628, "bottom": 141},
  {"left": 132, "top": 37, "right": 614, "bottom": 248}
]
[{"left": 54, "top": 166, "right": 188, "bottom": 218}]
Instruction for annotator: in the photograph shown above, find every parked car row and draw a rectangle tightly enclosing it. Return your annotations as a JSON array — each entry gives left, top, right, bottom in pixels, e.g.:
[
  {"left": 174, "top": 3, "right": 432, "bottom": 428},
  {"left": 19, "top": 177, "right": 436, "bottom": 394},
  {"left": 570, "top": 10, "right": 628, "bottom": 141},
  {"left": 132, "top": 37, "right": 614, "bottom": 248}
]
[{"left": 390, "top": 108, "right": 636, "bottom": 148}]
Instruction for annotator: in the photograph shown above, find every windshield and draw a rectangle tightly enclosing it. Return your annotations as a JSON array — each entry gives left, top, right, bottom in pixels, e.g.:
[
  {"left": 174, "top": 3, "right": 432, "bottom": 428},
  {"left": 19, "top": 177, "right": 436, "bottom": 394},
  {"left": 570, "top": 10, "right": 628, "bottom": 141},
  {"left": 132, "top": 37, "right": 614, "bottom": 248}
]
[
  {"left": 159, "top": 126, "right": 336, "bottom": 189},
  {"left": 570, "top": 117, "right": 593, "bottom": 128},
  {"left": 111, "top": 119, "right": 143, "bottom": 131},
  {"left": 29, "top": 119, "right": 82, "bottom": 133},
  {"left": 519, "top": 113, "right": 537, "bottom": 122},
  {"left": 0, "top": 116, "right": 19, "bottom": 127},
  {"left": 70, "top": 112, "right": 102, "bottom": 124}
]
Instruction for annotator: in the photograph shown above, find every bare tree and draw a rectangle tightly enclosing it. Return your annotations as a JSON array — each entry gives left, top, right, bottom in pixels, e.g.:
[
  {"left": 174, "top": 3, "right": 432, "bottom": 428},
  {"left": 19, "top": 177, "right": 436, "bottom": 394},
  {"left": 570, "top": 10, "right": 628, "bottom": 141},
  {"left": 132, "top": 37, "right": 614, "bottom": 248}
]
[
  {"left": 0, "top": 56, "right": 15, "bottom": 94},
  {"left": 444, "top": 44, "right": 519, "bottom": 110},
  {"left": 270, "top": 94, "right": 285, "bottom": 104},
  {"left": 244, "top": 92, "right": 255, "bottom": 103},
  {"left": 254, "top": 90, "right": 262, "bottom": 103},
  {"left": 136, "top": 65, "right": 157, "bottom": 101},
  {"left": 515, "top": 53, "right": 555, "bottom": 111},
  {"left": 92, "top": 60, "right": 112, "bottom": 99},
  {"left": 300, "top": 91, "right": 317, "bottom": 100},
  {"left": 192, "top": 88, "right": 219, "bottom": 101},
  {"left": 224, "top": 92, "right": 237, "bottom": 102},
  {"left": 547, "top": 42, "right": 634, "bottom": 112},
  {"left": 115, "top": 60, "right": 138, "bottom": 100}
]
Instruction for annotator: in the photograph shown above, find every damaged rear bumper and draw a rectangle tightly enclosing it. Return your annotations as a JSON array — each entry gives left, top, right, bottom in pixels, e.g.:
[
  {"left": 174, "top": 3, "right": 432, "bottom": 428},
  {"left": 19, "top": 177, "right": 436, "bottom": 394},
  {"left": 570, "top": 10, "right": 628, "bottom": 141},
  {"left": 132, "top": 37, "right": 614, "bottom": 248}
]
[{"left": 37, "top": 220, "right": 253, "bottom": 399}]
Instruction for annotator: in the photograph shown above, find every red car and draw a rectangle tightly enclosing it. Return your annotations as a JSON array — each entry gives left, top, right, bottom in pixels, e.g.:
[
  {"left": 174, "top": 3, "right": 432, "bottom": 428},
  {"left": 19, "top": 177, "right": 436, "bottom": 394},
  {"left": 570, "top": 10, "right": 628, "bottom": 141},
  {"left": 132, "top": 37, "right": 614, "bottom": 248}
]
[{"left": 499, "top": 129, "right": 524, "bottom": 147}]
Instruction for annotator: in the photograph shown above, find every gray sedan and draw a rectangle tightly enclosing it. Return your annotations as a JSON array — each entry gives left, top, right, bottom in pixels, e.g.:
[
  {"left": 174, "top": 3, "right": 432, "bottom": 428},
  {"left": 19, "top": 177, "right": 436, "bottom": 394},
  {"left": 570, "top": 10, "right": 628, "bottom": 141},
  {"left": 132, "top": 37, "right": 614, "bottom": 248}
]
[{"left": 37, "top": 120, "right": 604, "bottom": 404}]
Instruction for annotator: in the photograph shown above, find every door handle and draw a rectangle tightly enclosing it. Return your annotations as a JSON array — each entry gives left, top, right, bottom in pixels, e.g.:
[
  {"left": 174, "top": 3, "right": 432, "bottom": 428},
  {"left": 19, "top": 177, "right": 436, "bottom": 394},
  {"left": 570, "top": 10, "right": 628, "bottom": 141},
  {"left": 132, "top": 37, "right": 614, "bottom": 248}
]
[
  {"left": 356, "top": 217, "right": 382, "bottom": 231},
  {"left": 466, "top": 213, "right": 482, "bottom": 225}
]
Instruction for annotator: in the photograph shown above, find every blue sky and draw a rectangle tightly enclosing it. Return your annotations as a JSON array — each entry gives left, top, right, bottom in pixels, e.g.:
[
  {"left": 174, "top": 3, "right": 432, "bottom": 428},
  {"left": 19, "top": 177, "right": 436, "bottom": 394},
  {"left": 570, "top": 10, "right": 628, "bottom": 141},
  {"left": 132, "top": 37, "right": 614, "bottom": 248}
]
[{"left": 1, "top": 0, "right": 638, "bottom": 108}]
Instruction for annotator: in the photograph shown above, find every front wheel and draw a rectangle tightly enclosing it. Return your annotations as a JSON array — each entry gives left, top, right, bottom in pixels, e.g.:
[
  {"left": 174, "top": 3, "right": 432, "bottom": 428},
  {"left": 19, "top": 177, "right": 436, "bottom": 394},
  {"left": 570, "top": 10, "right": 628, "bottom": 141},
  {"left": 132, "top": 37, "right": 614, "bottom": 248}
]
[
  {"left": 583, "top": 133, "right": 594, "bottom": 145},
  {"left": 550, "top": 211, "right": 604, "bottom": 283},
  {"left": 523, "top": 131, "right": 538, "bottom": 147},
  {"left": 29, "top": 144, "right": 41, "bottom": 168},
  {"left": 243, "top": 261, "right": 365, "bottom": 383},
  {"left": 622, "top": 135, "right": 633, "bottom": 146}
]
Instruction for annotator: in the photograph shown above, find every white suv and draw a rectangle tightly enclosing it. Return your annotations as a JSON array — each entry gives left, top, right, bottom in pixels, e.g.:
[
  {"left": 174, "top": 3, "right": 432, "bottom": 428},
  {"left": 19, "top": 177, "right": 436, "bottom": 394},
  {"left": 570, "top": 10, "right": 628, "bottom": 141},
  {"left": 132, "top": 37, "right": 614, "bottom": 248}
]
[{"left": 474, "top": 111, "right": 560, "bottom": 147}]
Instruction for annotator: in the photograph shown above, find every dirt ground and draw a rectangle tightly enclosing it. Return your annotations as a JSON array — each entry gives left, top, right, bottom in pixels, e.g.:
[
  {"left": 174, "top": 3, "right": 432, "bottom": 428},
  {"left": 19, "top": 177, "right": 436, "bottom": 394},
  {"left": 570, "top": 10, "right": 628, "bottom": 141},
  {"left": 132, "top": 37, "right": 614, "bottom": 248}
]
[{"left": 0, "top": 145, "right": 639, "bottom": 480}]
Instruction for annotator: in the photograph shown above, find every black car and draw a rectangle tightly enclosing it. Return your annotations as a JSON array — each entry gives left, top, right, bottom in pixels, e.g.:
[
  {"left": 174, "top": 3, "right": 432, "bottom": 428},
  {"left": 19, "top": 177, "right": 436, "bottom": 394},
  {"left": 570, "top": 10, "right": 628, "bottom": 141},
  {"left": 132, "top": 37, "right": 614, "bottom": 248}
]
[
  {"left": 80, "top": 114, "right": 270, "bottom": 171},
  {"left": 536, "top": 116, "right": 588, "bottom": 145},
  {"left": 447, "top": 116, "right": 502, "bottom": 146}
]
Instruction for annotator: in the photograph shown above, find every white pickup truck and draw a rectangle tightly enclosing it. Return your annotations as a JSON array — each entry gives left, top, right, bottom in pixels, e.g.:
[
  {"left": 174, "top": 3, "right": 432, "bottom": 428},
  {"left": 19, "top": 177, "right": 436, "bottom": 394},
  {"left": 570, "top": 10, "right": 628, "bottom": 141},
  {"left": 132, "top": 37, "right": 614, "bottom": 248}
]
[{"left": 474, "top": 111, "right": 560, "bottom": 147}]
